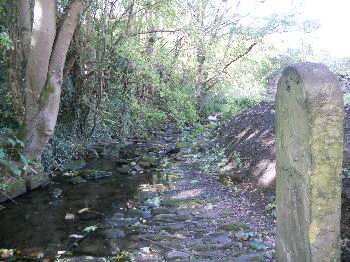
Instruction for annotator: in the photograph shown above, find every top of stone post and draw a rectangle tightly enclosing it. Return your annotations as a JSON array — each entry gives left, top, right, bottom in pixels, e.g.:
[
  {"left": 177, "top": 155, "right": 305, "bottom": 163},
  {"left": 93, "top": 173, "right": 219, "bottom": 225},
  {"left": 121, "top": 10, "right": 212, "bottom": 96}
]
[{"left": 278, "top": 62, "right": 343, "bottom": 105}]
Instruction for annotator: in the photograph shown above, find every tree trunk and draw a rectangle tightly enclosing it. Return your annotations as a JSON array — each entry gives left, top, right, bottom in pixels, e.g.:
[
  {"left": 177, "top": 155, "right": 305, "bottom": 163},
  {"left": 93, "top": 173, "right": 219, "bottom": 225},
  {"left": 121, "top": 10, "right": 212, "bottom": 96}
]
[
  {"left": 16, "top": 0, "right": 85, "bottom": 161},
  {"left": 9, "top": 0, "right": 32, "bottom": 125}
]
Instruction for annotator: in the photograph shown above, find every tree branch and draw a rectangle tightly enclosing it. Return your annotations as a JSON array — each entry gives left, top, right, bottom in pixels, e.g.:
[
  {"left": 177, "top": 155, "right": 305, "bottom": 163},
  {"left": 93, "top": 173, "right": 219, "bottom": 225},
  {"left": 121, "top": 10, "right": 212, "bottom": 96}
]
[
  {"left": 49, "top": 0, "right": 85, "bottom": 78},
  {"left": 129, "top": 29, "right": 182, "bottom": 37},
  {"left": 222, "top": 42, "right": 257, "bottom": 72},
  {"left": 204, "top": 42, "right": 257, "bottom": 86}
]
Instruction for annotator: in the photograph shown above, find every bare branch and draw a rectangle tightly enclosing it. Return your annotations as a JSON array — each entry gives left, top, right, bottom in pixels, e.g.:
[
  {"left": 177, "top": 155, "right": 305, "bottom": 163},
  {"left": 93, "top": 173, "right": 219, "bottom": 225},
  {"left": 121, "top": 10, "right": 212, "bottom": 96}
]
[
  {"left": 204, "top": 42, "right": 257, "bottom": 86},
  {"left": 222, "top": 42, "right": 257, "bottom": 72},
  {"left": 129, "top": 29, "right": 182, "bottom": 37}
]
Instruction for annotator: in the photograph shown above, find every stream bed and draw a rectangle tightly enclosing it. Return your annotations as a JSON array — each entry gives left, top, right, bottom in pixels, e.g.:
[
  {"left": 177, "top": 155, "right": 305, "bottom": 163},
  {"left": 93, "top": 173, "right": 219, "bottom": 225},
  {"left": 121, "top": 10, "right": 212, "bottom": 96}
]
[
  {"left": 0, "top": 130, "right": 180, "bottom": 261},
  {"left": 0, "top": 126, "right": 277, "bottom": 262}
]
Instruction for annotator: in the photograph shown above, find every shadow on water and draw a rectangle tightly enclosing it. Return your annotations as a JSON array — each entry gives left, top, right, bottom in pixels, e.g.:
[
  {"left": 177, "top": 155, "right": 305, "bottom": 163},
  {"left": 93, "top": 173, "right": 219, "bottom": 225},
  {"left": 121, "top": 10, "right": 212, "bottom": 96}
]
[{"left": 0, "top": 157, "right": 171, "bottom": 259}]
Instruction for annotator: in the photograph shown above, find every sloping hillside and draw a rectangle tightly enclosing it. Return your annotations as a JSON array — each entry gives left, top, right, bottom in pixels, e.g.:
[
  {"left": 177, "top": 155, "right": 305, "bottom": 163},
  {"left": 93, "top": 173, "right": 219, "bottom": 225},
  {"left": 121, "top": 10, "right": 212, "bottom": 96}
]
[{"left": 217, "top": 102, "right": 350, "bottom": 189}]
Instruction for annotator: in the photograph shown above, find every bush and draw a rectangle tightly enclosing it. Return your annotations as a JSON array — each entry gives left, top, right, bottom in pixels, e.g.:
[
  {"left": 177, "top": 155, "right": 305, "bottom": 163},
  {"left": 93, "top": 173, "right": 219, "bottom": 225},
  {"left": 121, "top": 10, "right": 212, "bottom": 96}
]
[
  {"left": 224, "top": 98, "right": 257, "bottom": 117},
  {"left": 130, "top": 98, "right": 167, "bottom": 137},
  {"left": 0, "top": 128, "right": 30, "bottom": 177},
  {"left": 159, "top": 86, "right": 199, "bottom": 128},
  {"left": 42, "top": 127, "right": 84, "bottom": 172}
]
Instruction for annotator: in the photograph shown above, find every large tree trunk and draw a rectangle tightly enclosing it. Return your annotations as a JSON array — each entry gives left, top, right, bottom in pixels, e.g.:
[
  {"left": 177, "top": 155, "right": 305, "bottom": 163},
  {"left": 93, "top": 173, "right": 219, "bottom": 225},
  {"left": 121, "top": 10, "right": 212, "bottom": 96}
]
[
  {"left": 9, "top": 0, "right": 32, "bottom": 125},
  {"left": 15, "top": 0, "right": 85, "bottom": 161}
]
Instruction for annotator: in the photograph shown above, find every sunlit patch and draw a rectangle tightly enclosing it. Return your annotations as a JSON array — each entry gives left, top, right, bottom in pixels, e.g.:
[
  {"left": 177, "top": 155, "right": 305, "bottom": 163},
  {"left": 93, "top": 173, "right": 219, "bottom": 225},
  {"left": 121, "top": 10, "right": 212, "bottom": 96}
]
[
  {"left": 246, "top": 130, "right": 260, "bottom": 141},
  {"left": 138, "top": 183, "right": 167, "bottom": 193},
  {"left": 31, "top": 1, "right": 43, "bottom": 48},
  {"left": 262, "top": 137, "right": 274, "bottom": 146},
  {"left": 256, "top": 160, "right": 276, "bottom": 188},
  {"left": 172, "top": 189, "right": 204, "bottom": 200},
  {"left": 236, "top": 127, "right": 251, "bottom": 143}
]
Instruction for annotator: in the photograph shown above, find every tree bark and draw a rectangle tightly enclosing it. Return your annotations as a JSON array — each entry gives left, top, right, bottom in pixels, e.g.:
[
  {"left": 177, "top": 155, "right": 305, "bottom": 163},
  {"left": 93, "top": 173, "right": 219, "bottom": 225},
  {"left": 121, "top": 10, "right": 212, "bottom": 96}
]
[
  {"left": 9, "top": 0, "right": 32, "bottom": 124},
  {"left": 22, "top": 0, "right": 84, "bottom": 161}
]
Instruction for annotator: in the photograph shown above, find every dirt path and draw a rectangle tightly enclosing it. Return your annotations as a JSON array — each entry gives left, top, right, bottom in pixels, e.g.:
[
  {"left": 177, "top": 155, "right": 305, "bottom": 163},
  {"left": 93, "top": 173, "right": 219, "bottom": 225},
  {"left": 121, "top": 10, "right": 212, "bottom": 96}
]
[{"left": 103, "top": 127, "right": 276, "bottom": 262}]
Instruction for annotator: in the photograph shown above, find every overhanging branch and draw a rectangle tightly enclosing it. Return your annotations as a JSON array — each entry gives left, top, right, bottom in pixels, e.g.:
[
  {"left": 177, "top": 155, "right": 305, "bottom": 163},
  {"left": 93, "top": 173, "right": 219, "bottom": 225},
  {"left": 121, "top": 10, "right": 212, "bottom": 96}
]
[{"left": 204, "top": 42, "right": 257, "bottom": 86}]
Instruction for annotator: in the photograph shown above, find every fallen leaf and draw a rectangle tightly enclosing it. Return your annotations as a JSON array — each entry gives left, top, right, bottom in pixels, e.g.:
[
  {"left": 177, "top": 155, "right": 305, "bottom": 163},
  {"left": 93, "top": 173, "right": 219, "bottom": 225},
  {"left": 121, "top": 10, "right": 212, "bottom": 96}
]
[
  {"left": 83, "top": 225, "right": 98, "bottom": 233},
  {"left": 78, "top": 208, "right": 90, "bottom": 214}
]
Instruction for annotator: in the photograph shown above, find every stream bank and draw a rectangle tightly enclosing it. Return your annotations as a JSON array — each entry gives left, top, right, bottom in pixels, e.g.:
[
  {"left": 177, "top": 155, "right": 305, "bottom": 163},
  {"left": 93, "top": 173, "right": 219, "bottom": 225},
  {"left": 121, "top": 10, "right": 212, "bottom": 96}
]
[{"left": 0, "top": 123, "right": 275, "bottom": 262}]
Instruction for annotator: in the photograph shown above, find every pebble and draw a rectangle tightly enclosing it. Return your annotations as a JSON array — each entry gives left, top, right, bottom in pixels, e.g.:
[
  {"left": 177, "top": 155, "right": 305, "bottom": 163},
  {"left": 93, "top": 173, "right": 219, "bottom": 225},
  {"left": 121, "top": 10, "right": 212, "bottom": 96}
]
[
  {"left": 140, "top": 247, "right": 151, "bottom": 254},
  {"left": 65, "top": 213, "right": 75, "bottom": 220},
  {"left": 69, "top": 234, "right": 84, "bottom": 239},
  {"left": 248, "top": 241, "right": 266, "bottom": 251},
  {"left": 105, "top": 228, "right": 126, "bottom": 239},
  {"left": 51, "top": 188, "right": 63, "bottom": 198},
  {"left": 237, "top": 253, "right": 264, "bottom": 262}
]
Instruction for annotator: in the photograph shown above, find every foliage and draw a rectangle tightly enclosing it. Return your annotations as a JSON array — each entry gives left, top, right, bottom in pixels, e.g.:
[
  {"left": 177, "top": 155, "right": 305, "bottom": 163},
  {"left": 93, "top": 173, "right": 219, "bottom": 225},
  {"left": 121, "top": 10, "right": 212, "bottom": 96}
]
[
  {"left": 42, "top": 126, "right": 84, "bottom": 172},
  {"left": 223, "top": 98, "right": 257, "bottom": 118},
  {"left": 0, "top": 0, "right": 308, "bottom": 173},
  {"left": 345, "top": 95, "right": 350, "bottom": 105},
  {"left": 232, "top": 151, "right": 242, "bottom": 169},
  {"left": 0, "top": 128, "right": 30, "bottom": 178},
  {"left": 0, "top": 88, "right": 17, "bottom": 129},
  {"left": 0, "top": 5, "right": 16, "bottom": 129}
]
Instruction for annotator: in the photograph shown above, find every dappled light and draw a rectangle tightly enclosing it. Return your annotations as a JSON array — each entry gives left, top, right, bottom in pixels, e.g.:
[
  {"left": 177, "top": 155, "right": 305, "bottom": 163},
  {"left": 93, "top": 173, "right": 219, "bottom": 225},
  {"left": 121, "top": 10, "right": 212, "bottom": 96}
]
[
  {"left": 172, "top": 188, "right": 204, "bottom": 200},
  {"left": 1, "top": 0, "right": 350, "bottom": 261},
  {"left": 30, "top": 1, "right": 42, "bottom": 48}
]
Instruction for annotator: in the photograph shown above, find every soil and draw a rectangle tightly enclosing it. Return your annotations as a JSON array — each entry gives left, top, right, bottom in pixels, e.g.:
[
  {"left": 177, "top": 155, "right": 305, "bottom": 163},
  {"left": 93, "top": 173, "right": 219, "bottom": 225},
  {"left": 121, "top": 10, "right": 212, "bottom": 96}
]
[
  {"left": 216, "top": 102, "right": 276, "bottom": 189},
  {"left": 216, "top": 101, "right": 350, "bottom": 260}
]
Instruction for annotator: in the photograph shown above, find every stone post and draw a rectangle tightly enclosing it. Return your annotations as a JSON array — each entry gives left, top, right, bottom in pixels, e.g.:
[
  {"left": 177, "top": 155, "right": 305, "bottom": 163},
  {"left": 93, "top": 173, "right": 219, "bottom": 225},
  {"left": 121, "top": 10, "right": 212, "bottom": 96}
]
[{"left": 275, "top": 62, "right": 344, "bottom": 262}]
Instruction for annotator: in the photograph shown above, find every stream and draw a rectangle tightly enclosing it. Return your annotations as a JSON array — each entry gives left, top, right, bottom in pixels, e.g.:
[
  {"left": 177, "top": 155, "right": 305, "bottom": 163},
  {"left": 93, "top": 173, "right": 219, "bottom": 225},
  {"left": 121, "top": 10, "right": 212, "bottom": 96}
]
[
  {"left": 0, "top": 126, "right": 183, "bottom": 261},
  {"left": 0, "top": 125, "right": 277, "bottom": 262}
]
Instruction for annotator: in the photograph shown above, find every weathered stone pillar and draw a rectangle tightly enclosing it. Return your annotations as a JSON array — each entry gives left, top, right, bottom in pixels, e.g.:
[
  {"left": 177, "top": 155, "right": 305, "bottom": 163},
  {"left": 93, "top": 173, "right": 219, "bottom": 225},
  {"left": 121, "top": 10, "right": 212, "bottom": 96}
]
[{"left": 275, "top": 62, "right": 344, "bottom": 262}]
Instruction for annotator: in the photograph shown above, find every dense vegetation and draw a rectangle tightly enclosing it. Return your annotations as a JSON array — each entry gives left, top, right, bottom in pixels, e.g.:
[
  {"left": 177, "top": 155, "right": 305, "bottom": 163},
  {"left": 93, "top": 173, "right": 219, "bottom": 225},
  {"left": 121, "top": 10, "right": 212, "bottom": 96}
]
[{"left": 0, "top": 0, "right": 339, "bottom": 178}]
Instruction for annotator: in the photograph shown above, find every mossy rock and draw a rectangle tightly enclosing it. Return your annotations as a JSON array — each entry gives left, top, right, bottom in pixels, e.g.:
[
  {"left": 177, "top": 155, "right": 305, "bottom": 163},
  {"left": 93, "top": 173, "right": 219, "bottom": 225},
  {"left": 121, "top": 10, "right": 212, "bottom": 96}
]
[
  {"left": 0, "top": 178, "right": 26, "bottom": 203},
  {"left": 161, "top": 198, "right": 180, "bottom": 207},
  {"left": 63, "top": 159, "right": 86, "bottom": 171},
  {"left": 138, "top": 155, "right": 159, "bottom": 167},
  {"left": 0, "top": 173, "right": 49, "bottom": 203},
  {"left": 161, "top": 198, "right": 204, "bottom": 208},
  {"left": 220, "top": 222, "right": 250, "bottom": 232}
]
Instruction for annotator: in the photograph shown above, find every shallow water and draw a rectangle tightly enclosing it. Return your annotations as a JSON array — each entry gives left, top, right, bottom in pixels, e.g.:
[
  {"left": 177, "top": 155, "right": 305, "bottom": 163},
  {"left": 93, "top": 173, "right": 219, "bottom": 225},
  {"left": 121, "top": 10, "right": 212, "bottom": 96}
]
[{"left": 0, "top": 156, "right": 169, "bottom": 259}]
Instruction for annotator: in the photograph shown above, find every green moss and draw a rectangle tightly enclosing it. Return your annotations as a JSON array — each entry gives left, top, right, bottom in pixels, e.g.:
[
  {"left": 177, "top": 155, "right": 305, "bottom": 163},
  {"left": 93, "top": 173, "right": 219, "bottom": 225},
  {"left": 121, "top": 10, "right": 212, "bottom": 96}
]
[
  {"left": 39, "top": 81, "right": 54, "bottom": 107},
  {"left": 161, "top": 198, "right": 205, "bottom": 208},
  {"left": 220, "top": 222, "right": 250, "bottom": 232}
]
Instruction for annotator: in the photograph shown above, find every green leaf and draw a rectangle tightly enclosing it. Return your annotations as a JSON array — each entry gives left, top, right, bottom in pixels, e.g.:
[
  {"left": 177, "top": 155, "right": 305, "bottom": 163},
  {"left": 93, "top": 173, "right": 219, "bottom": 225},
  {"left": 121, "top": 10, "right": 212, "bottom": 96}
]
[
  {"left": 0, "top": 159, "right": 22, "bottom": 176},
  {"left": 0, "top": 149, "right": 6, "bottom": 159},
  {"left": 20, "top": 154, "right": 29, "bottom": 172},
  {"left": 0, "top": 137, "right": 16, "bottom": 147},
  {"left": 15, "top": 138, "right": 24, "bottom": 148}
]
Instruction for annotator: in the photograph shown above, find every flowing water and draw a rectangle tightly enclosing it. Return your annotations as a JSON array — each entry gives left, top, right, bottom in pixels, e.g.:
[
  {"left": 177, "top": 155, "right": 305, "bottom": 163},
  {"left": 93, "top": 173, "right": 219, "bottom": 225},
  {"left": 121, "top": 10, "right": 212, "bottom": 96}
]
[{"left": 0, "top": 138, "right": 174, "bottom": 260}]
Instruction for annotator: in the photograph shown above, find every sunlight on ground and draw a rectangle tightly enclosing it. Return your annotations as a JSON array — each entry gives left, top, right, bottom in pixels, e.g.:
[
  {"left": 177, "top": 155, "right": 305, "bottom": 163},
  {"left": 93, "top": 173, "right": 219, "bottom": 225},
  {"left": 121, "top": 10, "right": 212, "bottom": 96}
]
[
  {"left": 256, "top": 160, "right": 276, "bottom": 188},
  {"left": 172, "top": 189, "right": 204, "bottom": 200}
]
